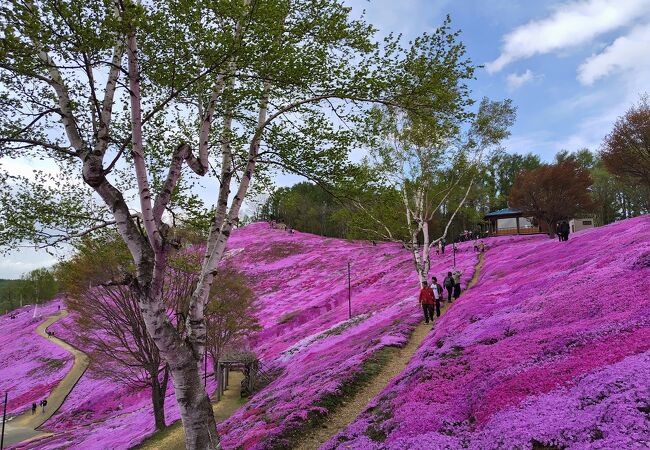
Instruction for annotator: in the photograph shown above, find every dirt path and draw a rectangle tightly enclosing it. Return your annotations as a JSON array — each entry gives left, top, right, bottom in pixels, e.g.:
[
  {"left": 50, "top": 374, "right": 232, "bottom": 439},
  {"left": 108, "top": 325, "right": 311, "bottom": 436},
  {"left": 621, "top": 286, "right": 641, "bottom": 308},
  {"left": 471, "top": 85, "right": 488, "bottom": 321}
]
[
  {"left": 294, "top": 253, "right": 486, "bottom": 450},
  {"left": 137, "top": 372, "right": 246, "bottom": 450},
  {"left": 2, "top": 310, "right": 90, "bottom": 448}
]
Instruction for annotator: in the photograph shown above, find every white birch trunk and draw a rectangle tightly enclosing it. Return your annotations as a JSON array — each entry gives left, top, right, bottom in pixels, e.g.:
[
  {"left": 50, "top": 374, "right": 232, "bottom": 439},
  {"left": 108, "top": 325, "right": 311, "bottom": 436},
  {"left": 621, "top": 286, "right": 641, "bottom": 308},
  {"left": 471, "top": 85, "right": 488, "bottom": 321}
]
[{"left": 123, "top": 26, "right": 221, "bottom": 450}]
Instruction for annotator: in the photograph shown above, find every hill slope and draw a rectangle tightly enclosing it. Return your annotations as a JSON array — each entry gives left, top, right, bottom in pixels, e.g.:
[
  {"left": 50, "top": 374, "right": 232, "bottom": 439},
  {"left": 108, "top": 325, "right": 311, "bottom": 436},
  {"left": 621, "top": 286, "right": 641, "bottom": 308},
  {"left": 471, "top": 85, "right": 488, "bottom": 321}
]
[
  {"left": 9, "top": 223, "right": 477, "bottom": 449},
  {"left": 0, "top": 301, "right": 72, "bottom": 416},
  {"left": 323, "top": 216, "right": 650, "bottom": 449}
]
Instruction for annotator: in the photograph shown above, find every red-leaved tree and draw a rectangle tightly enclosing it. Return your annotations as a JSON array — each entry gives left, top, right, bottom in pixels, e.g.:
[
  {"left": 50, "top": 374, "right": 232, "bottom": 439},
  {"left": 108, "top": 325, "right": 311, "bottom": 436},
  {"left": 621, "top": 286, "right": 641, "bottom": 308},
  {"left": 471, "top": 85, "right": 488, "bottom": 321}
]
[
  {"left": 509, "top": 160, "right": 594, "bottom": 237},
  {"left": 601, "top": 96, "right": 650, "bottom": 192}
]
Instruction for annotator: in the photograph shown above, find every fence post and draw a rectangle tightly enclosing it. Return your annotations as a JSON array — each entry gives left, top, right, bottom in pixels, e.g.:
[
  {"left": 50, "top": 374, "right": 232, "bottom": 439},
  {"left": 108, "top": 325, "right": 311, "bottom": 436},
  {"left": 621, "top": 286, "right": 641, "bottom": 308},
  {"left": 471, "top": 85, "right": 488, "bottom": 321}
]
[
  {"left": 216, "top": 363, "right": 222, "bottom": 402},
  {"left": 347, "top": 261, "right": 351, "bottom": 319},
  {"left": 1, "top": 391, "right": 8, "bottom": 450}
]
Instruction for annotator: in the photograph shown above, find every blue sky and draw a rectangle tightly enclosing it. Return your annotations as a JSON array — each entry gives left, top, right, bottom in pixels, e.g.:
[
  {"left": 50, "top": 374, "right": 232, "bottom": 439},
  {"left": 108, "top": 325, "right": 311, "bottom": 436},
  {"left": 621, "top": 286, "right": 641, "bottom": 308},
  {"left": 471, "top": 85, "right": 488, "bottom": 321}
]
[
  {"left": 2, "top": 0, "right": 649, "bottom": 279},
  {"left": 345, "top": 0, "right": 650, "bottom": 160}
]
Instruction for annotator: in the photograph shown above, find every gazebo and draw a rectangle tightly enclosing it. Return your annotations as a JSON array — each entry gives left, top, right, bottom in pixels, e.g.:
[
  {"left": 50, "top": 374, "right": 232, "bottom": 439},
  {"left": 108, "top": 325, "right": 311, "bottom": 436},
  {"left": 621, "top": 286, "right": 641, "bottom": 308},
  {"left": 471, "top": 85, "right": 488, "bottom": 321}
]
[
  {"left": 483, "top": 208, "right": 543, "bottom": 236},
  {"left": 214, "top": 351, "right": 275, "bottom": 401}
]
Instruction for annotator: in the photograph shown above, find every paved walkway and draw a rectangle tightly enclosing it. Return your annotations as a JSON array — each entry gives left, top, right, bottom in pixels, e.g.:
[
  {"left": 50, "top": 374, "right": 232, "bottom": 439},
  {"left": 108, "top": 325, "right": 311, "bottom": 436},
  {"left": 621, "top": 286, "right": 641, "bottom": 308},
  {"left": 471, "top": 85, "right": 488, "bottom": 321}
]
[
  {"left": 294, "top": 253, "right": 486, "bottom": 450},
  {"left": 2, "top": 310, "right": 90, "bottom": 448}
]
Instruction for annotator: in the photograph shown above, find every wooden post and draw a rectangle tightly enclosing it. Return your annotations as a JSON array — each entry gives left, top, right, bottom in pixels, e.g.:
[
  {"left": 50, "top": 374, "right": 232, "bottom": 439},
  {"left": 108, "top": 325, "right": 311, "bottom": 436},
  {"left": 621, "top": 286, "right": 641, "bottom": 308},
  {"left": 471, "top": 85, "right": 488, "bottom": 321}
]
[
  {"left": 516, "top": 216, "right": 520, "bottom": 234},
  {"left": 204, "top": 351, "right": 208, "bottom": 388},
  {"left": 250, "top": 362, "right": 256, "bottom": 393},
  {"left": 216, "top": 362, "right": 222, "bottom": 401},
  {"left": 1, "top": 392, "right": 7, "bottom": 450},
  {"left": 347, "top": 261, "right": 351, "bottom": 319}
]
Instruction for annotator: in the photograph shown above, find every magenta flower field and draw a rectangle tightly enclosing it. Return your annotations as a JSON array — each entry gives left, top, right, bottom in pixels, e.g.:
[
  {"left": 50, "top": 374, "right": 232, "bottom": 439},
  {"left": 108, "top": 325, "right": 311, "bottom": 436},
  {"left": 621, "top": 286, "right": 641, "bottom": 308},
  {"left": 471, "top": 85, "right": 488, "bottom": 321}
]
[
  {"left": 7, "top": 223, "right": 476, "bottom": 449},
  {"left": 0, "top": 300, "right": 72, "bottom": 416},
  {"left": 323, "top": 216, "right": 650, "bottom": 449},
  {"left": 5, "top": 217, "right": 648, "bottom": 449}
]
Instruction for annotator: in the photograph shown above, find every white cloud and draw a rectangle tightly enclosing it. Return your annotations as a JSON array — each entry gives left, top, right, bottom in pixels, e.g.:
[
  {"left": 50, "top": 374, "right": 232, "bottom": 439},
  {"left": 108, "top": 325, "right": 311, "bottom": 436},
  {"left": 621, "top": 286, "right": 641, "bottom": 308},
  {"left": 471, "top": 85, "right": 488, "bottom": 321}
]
[
  {"left": 578, "top": 23, "right": 650, "bottom": 85},
  {"left": 0, "top": 251, "right": 58, "bottom": 279},
  {"left": 486, "top": 0, "right": 650, "bottom": 73},
  {"left": 506, "top": 69, "right": 534, "bottom": 90}
]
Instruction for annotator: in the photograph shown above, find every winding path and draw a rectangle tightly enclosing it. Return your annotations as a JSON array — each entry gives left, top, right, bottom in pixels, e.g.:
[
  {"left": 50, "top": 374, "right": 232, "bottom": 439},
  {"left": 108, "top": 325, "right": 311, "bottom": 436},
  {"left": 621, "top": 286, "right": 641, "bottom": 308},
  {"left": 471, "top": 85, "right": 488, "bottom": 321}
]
[
  {"left": 2, "top": 310, "right": 90, "bottom": 448},
  {"left": 294, "top": 252, "right": 486, "bottom": 450}
]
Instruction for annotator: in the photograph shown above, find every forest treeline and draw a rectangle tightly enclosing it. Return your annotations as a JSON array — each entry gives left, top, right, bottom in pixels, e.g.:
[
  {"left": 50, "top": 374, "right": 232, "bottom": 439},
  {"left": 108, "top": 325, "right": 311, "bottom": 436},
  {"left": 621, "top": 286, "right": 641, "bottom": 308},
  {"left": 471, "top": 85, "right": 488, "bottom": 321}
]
[
  {"left": 0, "top": 268, "right": 59, "bottom": 313},
  {"left": 255, "top": 147, "right": 649, "bottom": 241}
]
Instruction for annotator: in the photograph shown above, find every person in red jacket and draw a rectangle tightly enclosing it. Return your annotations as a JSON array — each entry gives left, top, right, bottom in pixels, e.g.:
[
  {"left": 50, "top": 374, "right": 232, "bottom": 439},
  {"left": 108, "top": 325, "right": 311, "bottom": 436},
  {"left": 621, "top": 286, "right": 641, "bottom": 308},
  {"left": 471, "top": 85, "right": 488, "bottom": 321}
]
[{"left": 419, "top": 281, "right": 435, "bottom": 324}]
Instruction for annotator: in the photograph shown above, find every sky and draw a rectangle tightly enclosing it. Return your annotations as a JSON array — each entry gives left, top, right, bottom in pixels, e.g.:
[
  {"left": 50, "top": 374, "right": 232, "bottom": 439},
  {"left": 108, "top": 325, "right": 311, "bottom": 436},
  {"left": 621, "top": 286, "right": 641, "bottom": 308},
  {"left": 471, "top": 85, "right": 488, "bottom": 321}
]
[{"left": 2, "top": 0, "right": 649, "bottom": 279}]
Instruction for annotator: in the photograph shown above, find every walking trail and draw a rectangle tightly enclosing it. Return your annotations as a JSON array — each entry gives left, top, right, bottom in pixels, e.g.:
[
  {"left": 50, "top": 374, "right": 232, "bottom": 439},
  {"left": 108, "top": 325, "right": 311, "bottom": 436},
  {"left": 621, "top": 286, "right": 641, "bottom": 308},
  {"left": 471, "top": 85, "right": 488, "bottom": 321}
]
[
  {"left": 294, "top": 252, "right": 486, "bottom": 450},
  {"left": 2, "top": 310, "right": 90, "bottom": 448}
]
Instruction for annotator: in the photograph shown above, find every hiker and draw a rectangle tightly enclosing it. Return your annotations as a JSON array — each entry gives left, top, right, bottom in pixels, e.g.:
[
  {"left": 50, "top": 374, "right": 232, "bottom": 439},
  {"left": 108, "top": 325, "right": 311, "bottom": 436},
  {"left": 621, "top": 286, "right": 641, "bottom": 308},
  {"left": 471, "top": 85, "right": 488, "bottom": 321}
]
[
  {"left": 441, "top": 239, "right": 446, "bottom": 254},
  {"left": 418, "top": 281, "right": 435, "bottom": 324},
  {"left": 452, "top": 269, "right": 462, "bottom": 300},
  {"left": 437, "top": 241, "right": 442, "bottom": 255},
  {"left": 431, "top": 276, "right": 443, "bottom": 318},
  {"left": 443, "top": 272, "right": 455, "bottom": 302},
  {"left": 560, "top": 221, "right": 570, "bottom": 241},
  {"left": 479, "top": 241, "right": 486, "bottom": 253},
  {"left": 555, "top": 222, "right": 562, "bottom": 241},
  {"left": 32, "top": 403, "right": 37, "bottom": 415}
]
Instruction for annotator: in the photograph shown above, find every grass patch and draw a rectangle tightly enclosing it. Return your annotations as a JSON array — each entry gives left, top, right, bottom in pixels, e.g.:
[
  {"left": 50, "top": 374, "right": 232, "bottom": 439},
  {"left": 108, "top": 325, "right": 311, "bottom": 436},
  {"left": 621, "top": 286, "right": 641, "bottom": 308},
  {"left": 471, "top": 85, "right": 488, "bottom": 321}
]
[
  {"left": 135, "top": 397, "right": 248, "bottom": 449},
  {"left": 365, "top": 424, "right": 387, "bottom": 442},
  {"left": 263, "top": 243, "right": 304, "bottom": 260},
  {"left": 270, "top": 346, "right": 400, "bottom": 450},
  {"left": 134, "top": 421, "right": 182, "bottom": 449},
  {"left": 440, "top": 346, "right": 464, "bottom": 359},
  {"left": 278, "top": 310, "right": 300, "bottom": 324},
  {"left": 531, "top": 440, "right": 565, "bottom": 450},
  {"left": 29, "top": 357, "right": 67, "bottom": 375}
]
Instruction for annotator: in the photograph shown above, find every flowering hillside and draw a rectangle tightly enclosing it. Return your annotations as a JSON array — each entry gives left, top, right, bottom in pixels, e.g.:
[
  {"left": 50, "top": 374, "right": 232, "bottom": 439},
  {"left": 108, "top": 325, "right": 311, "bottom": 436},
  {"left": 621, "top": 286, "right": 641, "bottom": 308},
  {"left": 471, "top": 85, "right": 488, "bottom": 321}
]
[
  {"left": 12, "top": 223, "right": 477, "bottom": 449},
  {"left": 218, "top": 224, "right": 476, "bottom": 448},
  {"left": 0, "top": 300, "right": 72, "bottom": 415},
  {"left": 323, "top": 216, "right": 650, "bottom": 449}
]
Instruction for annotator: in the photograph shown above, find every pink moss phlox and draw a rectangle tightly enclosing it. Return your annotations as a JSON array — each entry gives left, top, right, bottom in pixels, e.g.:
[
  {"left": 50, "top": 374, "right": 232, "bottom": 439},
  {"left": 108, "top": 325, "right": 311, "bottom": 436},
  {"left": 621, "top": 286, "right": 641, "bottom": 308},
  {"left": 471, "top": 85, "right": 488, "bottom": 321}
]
[{"left": 323, "top": 216, "right": 650, "bottom": 450}]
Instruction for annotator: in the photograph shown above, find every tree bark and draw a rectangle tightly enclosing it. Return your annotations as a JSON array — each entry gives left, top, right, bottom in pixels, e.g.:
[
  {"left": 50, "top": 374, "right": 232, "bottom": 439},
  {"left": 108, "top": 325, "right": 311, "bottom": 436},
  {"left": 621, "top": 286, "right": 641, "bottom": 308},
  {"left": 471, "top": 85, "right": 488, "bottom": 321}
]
[
  {"left": 151, "top": 377, "right": 167, "bottom": 431},
  {"left": 170, "top": 359, "right": 220, "bottom": 449}
]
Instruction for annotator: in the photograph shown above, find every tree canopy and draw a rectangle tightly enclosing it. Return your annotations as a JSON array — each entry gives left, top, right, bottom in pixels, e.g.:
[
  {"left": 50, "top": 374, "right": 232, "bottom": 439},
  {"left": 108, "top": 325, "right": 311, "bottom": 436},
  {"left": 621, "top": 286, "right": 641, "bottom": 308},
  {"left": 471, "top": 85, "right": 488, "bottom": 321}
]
[{"left": 509, "top": 160, "right": 594, "bottom": 236}]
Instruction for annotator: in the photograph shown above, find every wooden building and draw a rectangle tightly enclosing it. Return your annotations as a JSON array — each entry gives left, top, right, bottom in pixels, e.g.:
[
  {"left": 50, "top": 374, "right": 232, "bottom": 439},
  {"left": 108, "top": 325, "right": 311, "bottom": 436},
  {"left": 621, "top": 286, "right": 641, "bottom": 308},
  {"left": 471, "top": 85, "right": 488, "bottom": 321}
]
[{"left": 484, "top": 208, "right": 544, "bottom": 236}]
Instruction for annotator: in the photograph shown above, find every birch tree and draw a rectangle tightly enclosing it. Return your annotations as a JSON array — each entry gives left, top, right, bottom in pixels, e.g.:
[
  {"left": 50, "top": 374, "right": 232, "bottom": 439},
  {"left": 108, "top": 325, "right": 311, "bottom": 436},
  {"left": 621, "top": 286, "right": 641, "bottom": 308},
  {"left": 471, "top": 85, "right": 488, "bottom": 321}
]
[
  {"left": 366, "top": 96, "right": 516, "bottom": 284},
  {"left": 0, "top": 1, "right": 452, "bottom": 447}
]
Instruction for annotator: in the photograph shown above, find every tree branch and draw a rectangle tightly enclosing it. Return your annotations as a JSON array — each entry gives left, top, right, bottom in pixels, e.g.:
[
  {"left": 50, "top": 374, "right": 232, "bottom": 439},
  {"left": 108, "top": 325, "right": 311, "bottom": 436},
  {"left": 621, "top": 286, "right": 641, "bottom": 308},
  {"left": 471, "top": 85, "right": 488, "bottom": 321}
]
[{"left": 0, "top": 138, "right": 78, "bottom": 157}]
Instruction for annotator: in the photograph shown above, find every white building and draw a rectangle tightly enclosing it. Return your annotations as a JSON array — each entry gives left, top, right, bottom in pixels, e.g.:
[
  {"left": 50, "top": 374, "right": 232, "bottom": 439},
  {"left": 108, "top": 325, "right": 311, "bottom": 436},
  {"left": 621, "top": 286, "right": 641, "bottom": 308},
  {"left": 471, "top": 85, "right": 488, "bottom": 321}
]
[{"left": 569, "top": 218, "right": 595, "bottom": 233}]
